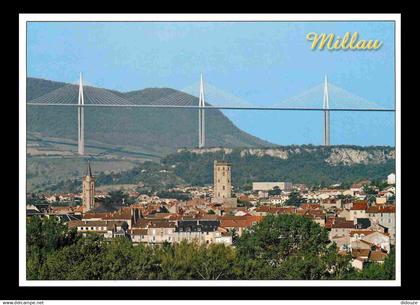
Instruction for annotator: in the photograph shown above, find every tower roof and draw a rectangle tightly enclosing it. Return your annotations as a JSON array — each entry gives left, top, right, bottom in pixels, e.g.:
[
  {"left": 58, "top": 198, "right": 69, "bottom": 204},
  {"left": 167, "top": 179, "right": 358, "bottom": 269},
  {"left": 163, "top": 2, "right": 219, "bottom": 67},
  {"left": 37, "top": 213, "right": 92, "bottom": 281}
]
[
  {"left": 85, "top": 162, "right": 93, "bottom": 177},
  {"left": 214, "top": 160, "right": 231, "bottom": 166}
]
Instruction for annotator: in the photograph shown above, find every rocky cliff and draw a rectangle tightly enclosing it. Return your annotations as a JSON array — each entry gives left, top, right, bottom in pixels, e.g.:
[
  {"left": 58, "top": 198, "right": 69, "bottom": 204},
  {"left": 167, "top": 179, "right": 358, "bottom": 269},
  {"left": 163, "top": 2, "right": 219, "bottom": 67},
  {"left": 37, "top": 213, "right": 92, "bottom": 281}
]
[{"left": 177, "top": 146, "right": 395, "bottom": 166}]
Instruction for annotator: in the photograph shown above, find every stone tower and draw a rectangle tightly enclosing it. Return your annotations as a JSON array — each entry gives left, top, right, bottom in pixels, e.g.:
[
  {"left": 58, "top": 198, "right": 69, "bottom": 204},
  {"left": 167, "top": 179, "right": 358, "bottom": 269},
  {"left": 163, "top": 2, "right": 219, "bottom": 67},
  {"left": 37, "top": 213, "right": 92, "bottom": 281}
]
[
  {"left": 82, "top": 163, "right": 95, "bottom": 212},
  {"left": 213, "top": 160, "right": 232, "bottom": 202}
]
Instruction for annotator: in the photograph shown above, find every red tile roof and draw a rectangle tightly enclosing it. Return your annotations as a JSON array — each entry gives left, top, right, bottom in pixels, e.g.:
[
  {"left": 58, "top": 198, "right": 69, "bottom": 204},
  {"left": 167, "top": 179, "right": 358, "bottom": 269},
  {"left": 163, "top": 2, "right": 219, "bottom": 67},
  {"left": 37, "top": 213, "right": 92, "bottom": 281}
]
[
  {"left": 331, "top": 219, "right": 355, "bottom": 229},
  {"left": 351, "top": 201, "right": 368, "bottom": 211},
  {"left": 366, "top": 205, "right": 396, "bottom": 214},
  {"left": 369, "top": 251, "right": 388, "bottom": 262}
]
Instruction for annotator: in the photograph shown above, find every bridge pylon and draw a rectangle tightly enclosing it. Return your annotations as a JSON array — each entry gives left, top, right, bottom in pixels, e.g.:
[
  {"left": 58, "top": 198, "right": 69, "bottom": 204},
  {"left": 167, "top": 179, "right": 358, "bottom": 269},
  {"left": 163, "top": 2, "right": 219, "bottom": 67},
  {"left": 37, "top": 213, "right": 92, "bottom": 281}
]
[
  {"left": 78, "top": 73, "right": 85, "bottom": 155},
  {"left": 198, "top": 74, "right": 205, "bottom": 148},
  {"left": 323, "top": 75, "right": 330, "bottom": 146}
]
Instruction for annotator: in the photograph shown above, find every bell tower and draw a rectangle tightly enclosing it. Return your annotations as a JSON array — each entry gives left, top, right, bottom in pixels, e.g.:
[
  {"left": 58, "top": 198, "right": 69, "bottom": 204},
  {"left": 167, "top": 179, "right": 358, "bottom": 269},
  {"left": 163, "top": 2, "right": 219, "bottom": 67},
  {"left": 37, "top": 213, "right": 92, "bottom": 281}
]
[{"left": 82, "top": 163, "right": 95, "bottom": 212}]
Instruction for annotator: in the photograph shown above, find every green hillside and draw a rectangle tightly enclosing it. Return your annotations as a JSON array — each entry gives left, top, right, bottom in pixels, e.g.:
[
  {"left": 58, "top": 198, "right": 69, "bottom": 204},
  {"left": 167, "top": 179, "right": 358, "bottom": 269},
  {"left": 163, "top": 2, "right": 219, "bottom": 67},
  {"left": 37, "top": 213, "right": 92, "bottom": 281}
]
[
  {"left": 92, "top": 146, "right": 396, "bottom": 192},
  {"left": 162, "top": 147, "right": 395, "bottom": 189},
  {"left": 26, "top": 78, "right": 272, "bottom": 155}
]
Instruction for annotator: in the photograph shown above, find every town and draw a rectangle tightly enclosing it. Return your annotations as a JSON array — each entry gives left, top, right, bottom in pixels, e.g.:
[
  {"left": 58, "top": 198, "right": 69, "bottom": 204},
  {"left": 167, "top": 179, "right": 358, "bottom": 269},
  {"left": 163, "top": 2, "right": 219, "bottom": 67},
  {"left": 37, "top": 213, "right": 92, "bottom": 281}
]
[{"left": 26, "top": 160, "right": 396, "bottom": 272}]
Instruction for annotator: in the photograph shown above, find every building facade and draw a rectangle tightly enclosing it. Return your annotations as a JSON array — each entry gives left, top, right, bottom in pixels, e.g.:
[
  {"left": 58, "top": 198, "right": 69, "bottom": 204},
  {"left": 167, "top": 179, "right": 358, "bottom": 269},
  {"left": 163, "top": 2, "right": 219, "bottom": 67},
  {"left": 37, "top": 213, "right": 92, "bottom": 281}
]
[
  {"left": 213, "top": 160, "right": 232, "bottom": 202},
  {"left": 252, "top": 182, "right": 293, "bottom": 192}
]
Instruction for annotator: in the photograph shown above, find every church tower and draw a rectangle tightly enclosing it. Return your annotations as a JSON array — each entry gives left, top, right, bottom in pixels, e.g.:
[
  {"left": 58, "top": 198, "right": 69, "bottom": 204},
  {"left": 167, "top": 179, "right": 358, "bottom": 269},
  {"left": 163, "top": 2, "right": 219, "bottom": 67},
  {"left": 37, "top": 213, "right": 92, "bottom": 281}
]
[{"left": 82, "top": 163, "right": 95, "bottom": 212}]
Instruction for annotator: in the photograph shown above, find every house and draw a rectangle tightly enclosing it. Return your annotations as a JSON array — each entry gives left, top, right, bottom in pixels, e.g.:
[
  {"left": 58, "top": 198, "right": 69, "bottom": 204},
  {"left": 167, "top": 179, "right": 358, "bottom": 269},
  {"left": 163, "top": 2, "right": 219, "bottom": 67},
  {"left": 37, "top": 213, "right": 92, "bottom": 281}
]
[
  {"left": 68, "top": 220, "right": 127, "bottom": 238},
  {"left": 349, "top": 201, "right": 368, "bottom": 221},
  {"left": 129, "top": 228, "right": 148, "bottom": 243},
  {"left": 252, "top": 206, "right": 295, "bottom": 216},
  {"left": 387, "top": 173, "right": 396, "bottom": 185},
  {"left": 320, "top": 198, "right": 341, "bottom": 209},
  {"left": 102, "top": 207, "right": 140, "bottom": 228},
  {"left": 329, "top": 218, "right": 355, "bottom": 241},
  {"left": 360, "top": 231, "right": 391, "bottom": 252},
  {"left": 214, "top": 230, "right": 233, "bottom": 245},
  {"left": 337, "top": 209, "right": 351, "bottom": 220},
  {"left": 147, "top": 221, "right": 177, "bottom": 244},
  {"left": 175, "top": 220, "right": 222, "bottom": 244},
  {"left": 219, "top": 216, "right": 263, "bottom": 237},
  {"left": 369, "top": 250, "right": 388, "bottom": 264},
  {"left": 366, "top": 205, "right": 396, "bottom": 245},
  {"left": 26, "top": 204, "right": 45, "bottom": 217},
  {"left": 376, "top": 197, "right": 387, "bottom": 205},
  {"left": 352, "top": 257, "right": 365, "bottom": 270},
  {"left": 350, "top": 180, "right": 370, "bottom": 195}
]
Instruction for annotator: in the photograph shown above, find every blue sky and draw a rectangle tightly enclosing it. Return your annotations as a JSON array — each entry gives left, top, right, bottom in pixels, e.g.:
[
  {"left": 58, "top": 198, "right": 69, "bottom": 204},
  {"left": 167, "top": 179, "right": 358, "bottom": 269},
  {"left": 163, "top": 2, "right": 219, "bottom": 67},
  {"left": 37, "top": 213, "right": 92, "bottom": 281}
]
[{"left": 27, "top": 21, "right": 395, "bottom": 146}]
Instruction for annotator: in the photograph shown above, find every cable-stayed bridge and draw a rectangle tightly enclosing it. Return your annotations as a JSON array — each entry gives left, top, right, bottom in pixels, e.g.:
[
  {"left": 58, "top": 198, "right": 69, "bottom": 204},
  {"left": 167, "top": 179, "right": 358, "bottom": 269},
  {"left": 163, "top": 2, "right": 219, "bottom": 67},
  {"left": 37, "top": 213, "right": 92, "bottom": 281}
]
[{"left": 27, "top": 73, "right": 395, "bottom": 155}]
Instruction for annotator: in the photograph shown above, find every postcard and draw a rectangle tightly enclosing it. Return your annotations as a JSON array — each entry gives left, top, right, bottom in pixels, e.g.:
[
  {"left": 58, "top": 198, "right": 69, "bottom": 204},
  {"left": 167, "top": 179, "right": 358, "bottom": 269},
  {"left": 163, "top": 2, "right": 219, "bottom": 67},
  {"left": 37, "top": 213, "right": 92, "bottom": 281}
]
[{"left": 19, "top": 13, "right": 400, "bottom": 287}]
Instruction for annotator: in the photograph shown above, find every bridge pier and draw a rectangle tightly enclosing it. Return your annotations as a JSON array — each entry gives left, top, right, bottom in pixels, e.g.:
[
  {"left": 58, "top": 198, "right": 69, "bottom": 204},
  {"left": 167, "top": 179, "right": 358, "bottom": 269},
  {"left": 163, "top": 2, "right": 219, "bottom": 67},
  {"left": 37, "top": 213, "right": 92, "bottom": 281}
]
[
  {"left": 323, "top": 75, "right": 330, "bottom": 146},
  {"left": 78, "top": 73, "right": 85, "bottom": 155},
  {"left": 198, "top": 74, "right": 205, "bottom": 148}
]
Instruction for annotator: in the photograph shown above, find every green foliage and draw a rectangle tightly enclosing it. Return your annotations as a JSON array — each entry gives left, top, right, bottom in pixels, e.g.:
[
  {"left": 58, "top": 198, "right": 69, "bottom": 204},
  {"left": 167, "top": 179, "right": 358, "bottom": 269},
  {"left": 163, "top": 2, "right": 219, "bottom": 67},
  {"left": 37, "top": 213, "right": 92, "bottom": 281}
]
[
  {"left": 40, "top": 178, "right": 81, "bottom": 194},
  {"left": 161, "top": 148, "right": 395, "bottom": 189},
  {"left": 156, "top": 190, "right": 191, "bottom": 201},
  {"left": 235, "top": 214, "right": 352, "bottom": 280},
  {"left": 95, "top": 162, "right": 185, "bottom": 192},
  {"left": 284, "top": 191, "right": 303, "bottom": 207},
  {"left": 107, "top": 190, "right": 130, "bottom": 205},
  {"left": 268, "top": 186, "right": 282, "bottom": 196},
  {"left": 28, "top": 214, "right": 394, "bottom": 281},
  {"left": 32, "top": 237, "right": 237, "bottom": 280},
  {"left": 26, "top": 216, "right": 79, "bottom": 279}
]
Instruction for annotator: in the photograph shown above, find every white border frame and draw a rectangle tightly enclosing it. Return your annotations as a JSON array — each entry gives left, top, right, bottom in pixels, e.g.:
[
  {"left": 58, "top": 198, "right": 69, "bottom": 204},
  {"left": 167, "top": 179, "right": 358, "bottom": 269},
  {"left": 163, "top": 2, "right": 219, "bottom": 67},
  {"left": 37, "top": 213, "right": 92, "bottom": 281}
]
[{"left": 19, "top": 13, "right": 401, "bottom": 287}]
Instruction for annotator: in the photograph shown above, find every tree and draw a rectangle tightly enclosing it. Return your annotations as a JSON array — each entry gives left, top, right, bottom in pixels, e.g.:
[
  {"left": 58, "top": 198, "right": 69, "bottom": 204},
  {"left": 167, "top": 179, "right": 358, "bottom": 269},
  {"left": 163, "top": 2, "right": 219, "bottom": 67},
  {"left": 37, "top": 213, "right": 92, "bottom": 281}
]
[
  {"left": 121, "top": 221, "right": 129, "bottom": 232},
  {"left": 26, "top": 216, "right": 78, "bottom": 279},
  {"left": 107, "top": 190, "right": 130, "bottom": 206},
  {"left": 157, "top": 241, "right": 237, "bottom": 280},
  {"left": 284, "top": 191, "right": 303, "bottom": 207},
  {"left": 236, "top": 214, "right": 352, "bottom": 280},
  {"left": 268, "top": 186, "right": 281, "bottom": 196}
]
